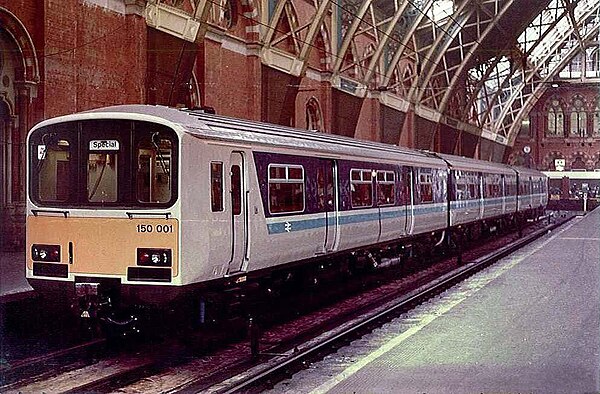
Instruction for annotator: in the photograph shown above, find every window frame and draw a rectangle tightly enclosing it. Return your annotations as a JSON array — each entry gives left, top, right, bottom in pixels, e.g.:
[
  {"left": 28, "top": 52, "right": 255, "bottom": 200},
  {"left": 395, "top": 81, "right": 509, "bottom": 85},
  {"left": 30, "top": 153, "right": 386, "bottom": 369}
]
[
  {"left": 417, "top": 167, "right": 434, "bottom": 204},
  {"left": 28, "top": 120, "right": 179, "bottom": 209},
  {"left": 267, "top": 163, "right": 306, "bottom": 215},
  {"left": 376, "top": 170, "right": 396, "bottom": 206},
  {"left": 210, "top": 161, "right": 224, "bottom": 212},
  {"left": 350, "top": 168, "right": 374, "bottom": 208}
]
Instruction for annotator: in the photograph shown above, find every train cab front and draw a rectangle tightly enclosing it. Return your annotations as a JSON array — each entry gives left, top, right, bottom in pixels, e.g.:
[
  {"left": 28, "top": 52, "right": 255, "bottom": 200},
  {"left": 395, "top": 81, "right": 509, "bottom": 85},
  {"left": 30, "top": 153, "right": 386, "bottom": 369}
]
[{"left": 26, "top": 117, "right": 181, "bottom": 333}]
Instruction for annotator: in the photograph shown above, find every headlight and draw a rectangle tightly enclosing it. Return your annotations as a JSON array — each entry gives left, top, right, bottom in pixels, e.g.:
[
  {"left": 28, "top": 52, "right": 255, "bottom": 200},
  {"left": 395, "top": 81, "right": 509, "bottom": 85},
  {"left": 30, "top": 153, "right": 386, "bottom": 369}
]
[
  {"left": 32, "top": 244, "right": 61, "bottom": 262},
  {"left": 137, "top": 248, "right": 172, "bottom": 267}
]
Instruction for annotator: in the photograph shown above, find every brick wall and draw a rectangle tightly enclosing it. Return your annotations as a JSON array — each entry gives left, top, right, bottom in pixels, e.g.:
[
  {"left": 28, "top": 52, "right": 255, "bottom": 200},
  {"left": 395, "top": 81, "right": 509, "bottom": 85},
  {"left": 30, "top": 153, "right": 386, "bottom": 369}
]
[
  {"left": 512, "top": 85, "right": 600, "bottom": 170},
  {"left": 43, "top": 0, "right": 147, "bottom": 117}
]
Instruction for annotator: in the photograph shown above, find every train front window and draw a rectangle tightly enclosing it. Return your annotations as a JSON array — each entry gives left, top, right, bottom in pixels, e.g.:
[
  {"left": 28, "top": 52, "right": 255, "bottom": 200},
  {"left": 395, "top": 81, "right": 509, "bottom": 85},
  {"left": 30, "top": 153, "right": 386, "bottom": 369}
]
[
  {"left": 87, "top": 152, "right": 118, "bottom": 203},
  {"left": 136, "top": 135, "right": 173, "bottom": 203},
  {"left": 37, "top": 139, "right": 72, "bottom": 202},
  {"left": 29, "top": 120, "right": 178, "bottom": 208}
]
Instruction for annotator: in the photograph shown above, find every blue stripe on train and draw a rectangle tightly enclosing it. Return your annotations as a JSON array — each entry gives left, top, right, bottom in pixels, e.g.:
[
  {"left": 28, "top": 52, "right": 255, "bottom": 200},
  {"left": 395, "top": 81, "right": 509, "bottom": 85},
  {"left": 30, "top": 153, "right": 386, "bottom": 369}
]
[
  {"left": 266, "top": 194, "right": 543, "bottom": 235},
  {"left": 267, "top": 203, "right": 445, "bottom": 235}
]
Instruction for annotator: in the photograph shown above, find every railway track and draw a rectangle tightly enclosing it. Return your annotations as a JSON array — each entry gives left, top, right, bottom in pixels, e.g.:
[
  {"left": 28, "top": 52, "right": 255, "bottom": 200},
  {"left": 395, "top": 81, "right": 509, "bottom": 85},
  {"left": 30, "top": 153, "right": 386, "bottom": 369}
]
[
  {"left": 203, "top": 213, "right": 573, "bottom": 393},
  {"left": 0, "top": 213, "right": 572, "bottom": 393},
  {"left": 0, "top": 339, "right": 106, "bottom": 390}
]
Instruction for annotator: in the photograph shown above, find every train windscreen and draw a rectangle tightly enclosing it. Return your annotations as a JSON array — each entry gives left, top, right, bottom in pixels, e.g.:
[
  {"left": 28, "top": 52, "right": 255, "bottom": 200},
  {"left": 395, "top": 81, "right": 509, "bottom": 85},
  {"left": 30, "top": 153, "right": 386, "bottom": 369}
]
[{"left": 29, "top": 120, "right": 178, "bottom": 208}]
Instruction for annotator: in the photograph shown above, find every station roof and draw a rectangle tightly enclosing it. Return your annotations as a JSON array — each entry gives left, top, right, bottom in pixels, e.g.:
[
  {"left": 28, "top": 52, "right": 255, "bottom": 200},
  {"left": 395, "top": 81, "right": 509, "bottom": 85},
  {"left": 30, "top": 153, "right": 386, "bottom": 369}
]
[{"left": 147, "top": 0, "right": 600, "bottom": 147}]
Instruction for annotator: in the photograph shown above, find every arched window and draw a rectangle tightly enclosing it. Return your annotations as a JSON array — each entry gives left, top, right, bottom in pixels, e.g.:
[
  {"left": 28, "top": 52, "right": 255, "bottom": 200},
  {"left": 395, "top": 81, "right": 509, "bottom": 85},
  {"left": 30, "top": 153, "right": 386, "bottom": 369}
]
[
  {"left": 305, "top": 98, "right": 323, "bottom": 132},
  {"left": 546, "top": 99, "right": 564, "bottom": 137},
  {"left": 571, "top": 156, "right": 586, "bottom": 170},
  {"left": 593, "top": 100, "right": 600, "bottom": 137},
  {"left": 570, "top": 95, "right": 587, "bottom": 137}
]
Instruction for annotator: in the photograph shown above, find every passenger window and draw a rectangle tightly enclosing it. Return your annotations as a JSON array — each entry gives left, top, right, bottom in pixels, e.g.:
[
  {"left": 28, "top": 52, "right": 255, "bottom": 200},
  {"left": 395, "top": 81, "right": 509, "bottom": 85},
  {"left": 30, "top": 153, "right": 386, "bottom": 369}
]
[
  {"left": 504, "top": 175, "right": 516, "bottom": 196},
  {"left": 484, "top": 174, "right": 502, "bottom": 198},
  {"left": 417, "top": 168, "right": 433, "bottom": 203},
  {"left": 268, "top": 164, "right": 305, "bottom": 214},
  {"left": 210, "top": 162, "right": 224, "bottom": 212},
  {"left": 136, "top": 137, "right": 172, "bottom": 203},
  {"left": 453, "top": 170, "right": 481, "bottom": 200},
  {"left": 231, "top": 165, "right": 242, "bottom": 215},
  {"left": 317, "top": 166, "right": 334, "bottom": 211},
  {"left": 38, "top": 139, "right": 71, "bottom": 202},
  {"left": 351, "top": 169, "right": 373, "bottom": 208},
  {"left": 377, "top": 171, "right": 395, "bottom": 206}
]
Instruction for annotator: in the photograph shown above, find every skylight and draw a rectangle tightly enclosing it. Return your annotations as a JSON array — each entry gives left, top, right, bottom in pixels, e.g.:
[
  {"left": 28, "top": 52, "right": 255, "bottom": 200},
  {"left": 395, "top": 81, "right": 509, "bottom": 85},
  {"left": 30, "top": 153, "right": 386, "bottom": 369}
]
[{"left": 427, "top": 0, "right": 455, "bottom": 23}]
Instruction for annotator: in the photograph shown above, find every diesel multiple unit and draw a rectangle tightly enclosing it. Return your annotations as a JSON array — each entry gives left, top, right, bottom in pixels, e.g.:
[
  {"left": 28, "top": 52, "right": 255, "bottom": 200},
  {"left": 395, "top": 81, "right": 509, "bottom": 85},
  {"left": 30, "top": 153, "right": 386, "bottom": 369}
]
[{"left": 26, "top": 105, "right": 548, "bottom": 327}]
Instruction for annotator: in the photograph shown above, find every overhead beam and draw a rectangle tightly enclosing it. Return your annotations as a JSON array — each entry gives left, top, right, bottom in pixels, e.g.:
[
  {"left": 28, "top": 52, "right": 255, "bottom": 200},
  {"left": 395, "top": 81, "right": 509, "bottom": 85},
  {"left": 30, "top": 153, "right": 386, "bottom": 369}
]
[{"left": 439, "top": 0, "right": 516, "bottom": 113}]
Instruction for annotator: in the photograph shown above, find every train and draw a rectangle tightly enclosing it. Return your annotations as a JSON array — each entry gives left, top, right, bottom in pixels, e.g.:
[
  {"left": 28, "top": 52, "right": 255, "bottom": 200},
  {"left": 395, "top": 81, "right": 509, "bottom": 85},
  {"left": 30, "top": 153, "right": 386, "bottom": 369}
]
[{"left": 25, "top": 105, "right": 548, "bottom": 331}]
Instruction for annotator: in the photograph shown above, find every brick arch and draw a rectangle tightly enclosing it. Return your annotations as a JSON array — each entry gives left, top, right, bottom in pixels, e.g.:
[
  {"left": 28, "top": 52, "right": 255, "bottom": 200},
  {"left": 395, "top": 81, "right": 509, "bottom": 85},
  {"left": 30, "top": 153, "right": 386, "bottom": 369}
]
[
  {"left": 569, "top": 151, "right": 589, "bottom": 170},
  {"left": 305, "top": 97, "right": 323, "bottom": 132},
  {"left": 0, "top": 7, "right": 39, "bottom": 83},
  {"left": 543, "top": 95, "right": 567, "bottom": 111},
  {"left": 570, "top": 93, "right": 587, "bottom": 108}
]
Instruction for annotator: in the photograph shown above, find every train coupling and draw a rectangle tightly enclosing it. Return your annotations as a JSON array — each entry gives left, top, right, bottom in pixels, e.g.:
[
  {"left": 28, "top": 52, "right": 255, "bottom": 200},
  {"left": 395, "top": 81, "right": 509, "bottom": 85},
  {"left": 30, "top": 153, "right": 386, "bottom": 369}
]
[
  {"left": 74, "top": 282, "right": 106, "bottom": 319},
  {"left": 73, "top": 279, "right": 142, "bottom": 337}
]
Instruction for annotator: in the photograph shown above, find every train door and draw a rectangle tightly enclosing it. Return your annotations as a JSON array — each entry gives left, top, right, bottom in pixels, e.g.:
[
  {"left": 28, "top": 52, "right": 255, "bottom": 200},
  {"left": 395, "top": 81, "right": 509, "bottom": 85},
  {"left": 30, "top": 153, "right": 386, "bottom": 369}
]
[
  {"left": 501, "top": 174, "right": 506, "bottom": 214},
  {"left": 318, "top": 159, "right": 338, "bottom": 252},
  {"left": 403, "top": 167, "right": 414, "bottom": 235},
  {"left": 478, "top": 172, "right": 484, "bottom": 220},
  {"left": 0, "top": 104, "right": 7, "bottom": 250},
  {"left": 227, "top": 151, "right": 248, "bottom": 273}
]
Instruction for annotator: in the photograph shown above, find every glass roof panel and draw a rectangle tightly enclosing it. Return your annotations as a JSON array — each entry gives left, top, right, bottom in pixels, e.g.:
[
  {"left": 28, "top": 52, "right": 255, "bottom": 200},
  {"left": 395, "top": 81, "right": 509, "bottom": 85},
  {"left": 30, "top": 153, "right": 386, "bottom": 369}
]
[{"left": 427, "top": 0, "right": 455, "bottom": 23}]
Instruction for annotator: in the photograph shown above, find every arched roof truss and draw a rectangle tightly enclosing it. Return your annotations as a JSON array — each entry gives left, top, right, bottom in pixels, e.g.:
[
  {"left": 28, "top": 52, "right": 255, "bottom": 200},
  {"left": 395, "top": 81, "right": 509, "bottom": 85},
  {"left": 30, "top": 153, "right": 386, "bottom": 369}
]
[
  {"left": 491, "top": 0, "right": 600, "bottom": 142},
  {"left": 262, "top": 0, "right": 331, "bottom": 76},
  {"left": 145, "top": 0, "right": 600, "bottom": 147}
]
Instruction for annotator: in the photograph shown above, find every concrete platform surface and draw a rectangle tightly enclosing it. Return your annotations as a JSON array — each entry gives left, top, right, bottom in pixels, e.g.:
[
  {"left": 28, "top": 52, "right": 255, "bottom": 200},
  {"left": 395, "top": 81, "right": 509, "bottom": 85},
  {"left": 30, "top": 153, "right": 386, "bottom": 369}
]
[
  {"left": 0, "top": 251, "right": 33, "bottom": 302},
  {"left": 269, "top": 211, "right": 600, "bottom": 394}
]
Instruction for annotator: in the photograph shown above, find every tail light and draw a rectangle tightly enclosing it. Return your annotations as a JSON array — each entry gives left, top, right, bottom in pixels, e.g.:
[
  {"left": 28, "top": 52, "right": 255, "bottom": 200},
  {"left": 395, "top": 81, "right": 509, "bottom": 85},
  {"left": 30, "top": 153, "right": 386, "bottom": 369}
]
[
  {"left": 32, "top": 244, "right": 61, "bottom": 262},
  {"left": 137, "top": 248, "right": 172, "bottom": 267}
]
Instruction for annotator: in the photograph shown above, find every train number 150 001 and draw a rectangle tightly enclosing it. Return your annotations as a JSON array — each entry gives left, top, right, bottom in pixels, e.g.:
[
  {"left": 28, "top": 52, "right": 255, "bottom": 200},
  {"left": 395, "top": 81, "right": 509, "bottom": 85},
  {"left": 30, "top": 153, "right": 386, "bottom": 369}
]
[{"left": 136, "top": 224, "right": 174, "bottom": 233}]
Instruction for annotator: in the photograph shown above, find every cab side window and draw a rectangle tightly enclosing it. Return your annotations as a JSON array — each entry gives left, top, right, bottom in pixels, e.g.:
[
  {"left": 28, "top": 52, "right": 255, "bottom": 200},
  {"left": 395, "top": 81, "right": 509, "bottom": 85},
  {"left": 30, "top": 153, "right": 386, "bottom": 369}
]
[{"left": 210, "top": 161, "right": 224, "bottom": 212}]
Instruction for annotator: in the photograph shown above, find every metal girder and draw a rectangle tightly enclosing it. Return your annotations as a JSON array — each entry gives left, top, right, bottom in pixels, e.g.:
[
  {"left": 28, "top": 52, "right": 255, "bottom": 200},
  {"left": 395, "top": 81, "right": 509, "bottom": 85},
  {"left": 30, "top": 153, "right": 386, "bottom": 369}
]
[
  {"left": 505, "top": 21, "right": 600, "bottom": 143},
  {"left": 262, "top": 0, "right": 291, "bottom": 46},
  {"left": 361, "top": 1, "right": 411, "bottom": 85},
  {"left": 381, "top": 0, "right": 435, "bottom": 87},
  {"left": 297, "top": 0, "right": 331, "bottom": 67},
  {"left": 473, "top": 9, "right": 567, "bottom": 130},
  {"left": 563, "top": 0, "right": 586, "bottom": 53},
  {"left": 408, "top": 0, "right": 475, "bottom": 105},
  {"left": 261, "top": 0, "right": 331, "bottom": 76},
  {"left": 332, "top": 0, "right": 373, "bottom": 74},
  {"left": 491, "top": 1, "right": 600, "bottom": 138},
  {"left": 438, "top": 0, "right": 516, "bottom": 113},
  {"left": 145, "top": 0, "right": 212, "bottom": 42},
  {"left": 462, "top": 56, "right": 505, "bottom": 127}
]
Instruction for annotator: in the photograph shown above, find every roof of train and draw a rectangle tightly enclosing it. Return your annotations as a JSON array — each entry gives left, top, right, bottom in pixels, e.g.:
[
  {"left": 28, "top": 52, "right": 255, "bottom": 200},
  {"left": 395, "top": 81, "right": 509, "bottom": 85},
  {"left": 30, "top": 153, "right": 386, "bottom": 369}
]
[
  {"left": 85, "top": 105, "right": 446, "bottom": 167},
  {"left": 34, "top": 104, "right": 544, "bottom": 176}
]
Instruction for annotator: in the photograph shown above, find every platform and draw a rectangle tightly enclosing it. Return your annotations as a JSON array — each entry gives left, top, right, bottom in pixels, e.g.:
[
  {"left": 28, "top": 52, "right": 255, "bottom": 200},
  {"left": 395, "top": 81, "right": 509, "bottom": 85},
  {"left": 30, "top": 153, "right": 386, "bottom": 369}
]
[
  {"left": 269, "top": 210, "right": 600, "bottom": 394},
  {"left": 0, "top": 251, "right": 34, "bottom": 303}
]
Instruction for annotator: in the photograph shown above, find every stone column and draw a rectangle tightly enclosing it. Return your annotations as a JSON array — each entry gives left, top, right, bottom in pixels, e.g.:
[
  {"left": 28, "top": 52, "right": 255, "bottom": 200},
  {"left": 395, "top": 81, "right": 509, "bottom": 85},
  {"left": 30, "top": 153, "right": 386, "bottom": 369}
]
[{"left": 5, "top": 81, "right": 33, "bottom": 251}]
